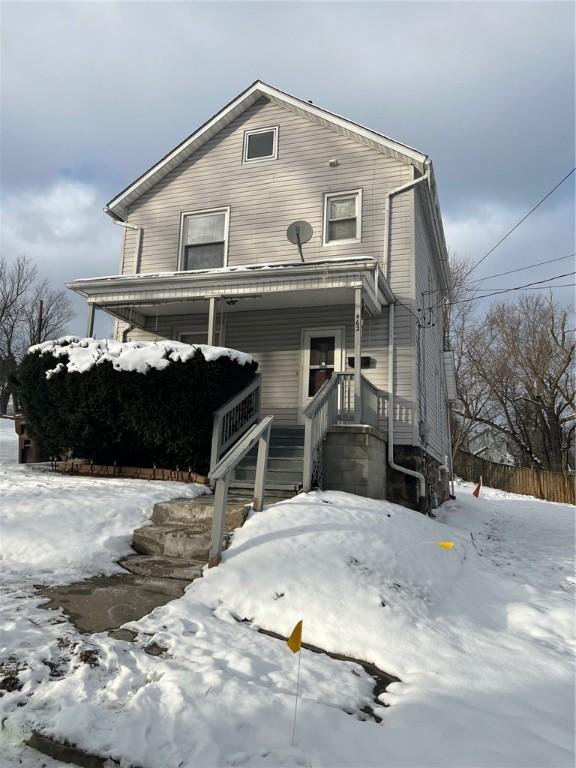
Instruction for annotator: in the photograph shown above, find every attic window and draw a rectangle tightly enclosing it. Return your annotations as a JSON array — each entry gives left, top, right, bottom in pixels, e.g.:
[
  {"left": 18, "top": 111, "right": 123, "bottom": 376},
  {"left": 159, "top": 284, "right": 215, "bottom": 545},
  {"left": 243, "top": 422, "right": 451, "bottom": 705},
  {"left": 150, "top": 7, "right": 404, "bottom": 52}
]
[{"left": 243, "top": 127, "right": 278, "bottom": 162}]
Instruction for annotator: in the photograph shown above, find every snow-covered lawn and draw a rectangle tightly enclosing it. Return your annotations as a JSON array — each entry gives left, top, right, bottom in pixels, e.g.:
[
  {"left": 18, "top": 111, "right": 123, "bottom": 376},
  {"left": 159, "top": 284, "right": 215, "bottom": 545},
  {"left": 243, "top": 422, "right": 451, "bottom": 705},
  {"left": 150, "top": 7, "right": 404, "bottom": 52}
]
[{"left": 0, "top": 417, "right": 574, "bottom": 767}]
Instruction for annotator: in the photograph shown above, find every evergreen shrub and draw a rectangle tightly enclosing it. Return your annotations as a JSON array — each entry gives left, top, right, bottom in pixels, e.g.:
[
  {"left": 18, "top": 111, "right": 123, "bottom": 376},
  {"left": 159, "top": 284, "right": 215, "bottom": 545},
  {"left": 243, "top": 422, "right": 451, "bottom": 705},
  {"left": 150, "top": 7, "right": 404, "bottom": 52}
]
[{"left": 16, "top": 343, "right": 258, "bottom": 475}]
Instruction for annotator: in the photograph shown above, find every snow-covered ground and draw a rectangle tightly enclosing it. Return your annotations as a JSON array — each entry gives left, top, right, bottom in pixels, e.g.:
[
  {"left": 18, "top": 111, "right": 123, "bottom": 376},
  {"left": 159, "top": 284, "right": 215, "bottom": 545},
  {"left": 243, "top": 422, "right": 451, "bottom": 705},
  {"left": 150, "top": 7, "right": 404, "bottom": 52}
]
[{"left": 0, "top": 418, "right": 574, "bottom": 767}]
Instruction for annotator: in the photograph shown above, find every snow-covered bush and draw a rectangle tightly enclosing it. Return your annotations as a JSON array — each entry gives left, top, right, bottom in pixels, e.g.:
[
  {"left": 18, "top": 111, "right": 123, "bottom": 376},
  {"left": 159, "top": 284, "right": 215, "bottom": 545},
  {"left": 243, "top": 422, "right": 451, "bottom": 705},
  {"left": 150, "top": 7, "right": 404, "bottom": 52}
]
[{"left": 16, "top": 337, "right": 257, "bottom": 473}]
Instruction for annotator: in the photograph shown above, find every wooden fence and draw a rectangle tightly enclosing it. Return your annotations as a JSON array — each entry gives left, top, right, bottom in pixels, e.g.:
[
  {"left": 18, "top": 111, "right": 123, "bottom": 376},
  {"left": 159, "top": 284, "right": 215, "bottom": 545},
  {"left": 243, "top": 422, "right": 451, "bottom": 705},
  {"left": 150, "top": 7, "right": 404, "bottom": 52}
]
[{"left": 454, "top": 450, "right": 575, "bottom": 505}]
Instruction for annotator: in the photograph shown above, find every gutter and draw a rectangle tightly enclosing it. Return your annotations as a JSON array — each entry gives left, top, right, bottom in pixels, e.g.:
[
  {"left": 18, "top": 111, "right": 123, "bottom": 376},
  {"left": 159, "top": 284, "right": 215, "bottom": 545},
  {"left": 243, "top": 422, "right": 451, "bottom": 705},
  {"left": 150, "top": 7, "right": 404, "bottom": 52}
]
[{"left": 67, "top": 257, "right": 386, "bottom": 294}]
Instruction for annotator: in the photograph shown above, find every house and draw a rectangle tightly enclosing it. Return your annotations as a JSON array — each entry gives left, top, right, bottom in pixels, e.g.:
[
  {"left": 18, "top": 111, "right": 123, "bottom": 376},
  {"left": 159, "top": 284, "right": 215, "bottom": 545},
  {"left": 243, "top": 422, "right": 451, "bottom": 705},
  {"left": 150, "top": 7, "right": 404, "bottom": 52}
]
[
  {"left": 67, "top": 81, "right": 455, "bottom": 512},
  {"left": 466, "top": 427, "right": 515, "bottom": 466}
]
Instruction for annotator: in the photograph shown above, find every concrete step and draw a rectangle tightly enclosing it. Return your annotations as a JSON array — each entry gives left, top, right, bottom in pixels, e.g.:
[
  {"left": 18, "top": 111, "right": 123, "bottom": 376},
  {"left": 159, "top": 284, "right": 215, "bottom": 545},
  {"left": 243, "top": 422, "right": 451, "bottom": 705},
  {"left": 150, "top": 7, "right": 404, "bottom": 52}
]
[
  {"left": 152, "top": 496, "right": 248, "bottom": 528},
  {"left": 133, "top": 525, "right": 211, "bottom": 559},
  {"left": 119, "top": 555, "right": 205, "bottom": 580}
]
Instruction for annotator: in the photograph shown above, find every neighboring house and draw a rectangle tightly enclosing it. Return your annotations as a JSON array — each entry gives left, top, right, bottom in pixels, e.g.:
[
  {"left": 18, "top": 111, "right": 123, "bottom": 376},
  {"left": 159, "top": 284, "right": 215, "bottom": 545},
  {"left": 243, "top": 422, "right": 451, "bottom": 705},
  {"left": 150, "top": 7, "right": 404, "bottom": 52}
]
[
  {"left": 467, "top": 427, "right": 515, "bottom": 466},
  {"left": 67, "top": 81, "right": 455, "bottom": 511}
]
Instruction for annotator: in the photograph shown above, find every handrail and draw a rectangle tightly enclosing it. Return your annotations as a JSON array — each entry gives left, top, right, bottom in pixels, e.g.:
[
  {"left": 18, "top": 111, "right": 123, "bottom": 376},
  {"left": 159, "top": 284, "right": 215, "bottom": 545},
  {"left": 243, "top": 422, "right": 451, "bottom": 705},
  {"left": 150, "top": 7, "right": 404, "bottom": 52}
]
[
  {"left": 208, "top": 415, "right": 274, "bottom": 568},
  {"left": 210, "top": 374, "right": 261, "bottom": 473},
  {"left": 303, "top": 372, "right": 346, "bottom": 491},
  {"left": 303, "top": 372, "right": 388, "bottom": 492},
  {"left": 302, "top": 375, "right": 339, "bottom": 419},
  {"left": 209, "top": 415, "right": 273, "bottom": 482}
]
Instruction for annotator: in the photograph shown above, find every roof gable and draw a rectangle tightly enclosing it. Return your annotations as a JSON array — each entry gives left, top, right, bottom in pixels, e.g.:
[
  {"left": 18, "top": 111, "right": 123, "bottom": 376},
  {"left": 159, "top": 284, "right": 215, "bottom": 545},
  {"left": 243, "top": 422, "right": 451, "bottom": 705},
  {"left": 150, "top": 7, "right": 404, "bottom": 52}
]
[{"left": 105, "top": 80, "right": 429, "bottom": 220}]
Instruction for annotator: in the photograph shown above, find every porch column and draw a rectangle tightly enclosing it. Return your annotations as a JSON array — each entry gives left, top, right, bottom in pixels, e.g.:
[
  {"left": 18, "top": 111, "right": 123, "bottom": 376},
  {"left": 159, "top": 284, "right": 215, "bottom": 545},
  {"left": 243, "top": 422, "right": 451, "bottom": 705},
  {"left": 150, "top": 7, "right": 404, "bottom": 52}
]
[
  {"left": 86, "top": 303, "right": 95, "bottom": 338},
  {"left": 207, "top": 297, "right": 217, "bottom": 345},
  {"left": 354, "top": 286, "right": 363, "bottom": 422}
]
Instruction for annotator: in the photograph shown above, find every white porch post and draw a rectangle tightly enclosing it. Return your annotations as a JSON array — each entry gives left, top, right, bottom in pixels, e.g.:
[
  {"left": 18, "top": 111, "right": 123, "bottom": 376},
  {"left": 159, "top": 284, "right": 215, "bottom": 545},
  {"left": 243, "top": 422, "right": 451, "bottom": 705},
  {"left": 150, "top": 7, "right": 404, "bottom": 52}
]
[
  {"left": 86, "top": 303, "right": 95, "bottom": 338},
  {"left": 354, "top": 287, "right": 363, "bottom": 422},
  {"left": 207, "top": 297, "right": 217, "bottom": 345}
]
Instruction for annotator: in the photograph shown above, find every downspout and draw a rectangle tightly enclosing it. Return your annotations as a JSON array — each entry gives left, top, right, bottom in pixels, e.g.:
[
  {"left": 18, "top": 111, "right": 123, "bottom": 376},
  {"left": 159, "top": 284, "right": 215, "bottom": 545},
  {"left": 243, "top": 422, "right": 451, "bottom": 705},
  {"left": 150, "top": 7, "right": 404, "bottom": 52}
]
[
  {"left": 383, "top": 161, "right": 431, "bottom": 281},
  {"left": 388, "top": 303, "right": 427, "bottom": 509},
  {"left": 122, "top": 325, "right": 135, "bottom": 343},
  {"left": 384, "top": 164, "right": 431, "bottom": 510},
  {"left": 113, "top": 219, "right": 143, "bottom": 274}
]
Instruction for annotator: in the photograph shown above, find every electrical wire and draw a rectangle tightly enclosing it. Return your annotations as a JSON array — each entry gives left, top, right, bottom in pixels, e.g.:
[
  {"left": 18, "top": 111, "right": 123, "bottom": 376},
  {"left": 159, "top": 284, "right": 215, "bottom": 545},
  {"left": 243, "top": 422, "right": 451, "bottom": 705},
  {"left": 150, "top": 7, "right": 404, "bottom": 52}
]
[
  {"left": 423, "top": 252, "right": 576, "bottom": 297},
  {"left": 449, "top": 272, "right": 576, "bottom": 306},
  {"left": 470, "top": 252, "right": 575, "bottom": 284},
  {"left": 464, "top": 167, "right": 575, "bottom": 278}
]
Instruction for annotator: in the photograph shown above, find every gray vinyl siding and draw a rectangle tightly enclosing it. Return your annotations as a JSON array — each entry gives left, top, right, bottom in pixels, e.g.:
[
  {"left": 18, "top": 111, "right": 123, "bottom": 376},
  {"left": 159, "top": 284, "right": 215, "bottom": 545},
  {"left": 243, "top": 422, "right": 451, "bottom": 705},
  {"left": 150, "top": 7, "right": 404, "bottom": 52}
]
[
  {"left": 121, "top": 97, "right": 413, "bottom": 273},
  {"left": 117, "top": 302, "right": 417, "bottom": 441},
  {"left": 115, "top": 98, "right": 420, "bottom": 445},
  {"left": 414, "top": 193, "right": 450, "bottom": 463}
]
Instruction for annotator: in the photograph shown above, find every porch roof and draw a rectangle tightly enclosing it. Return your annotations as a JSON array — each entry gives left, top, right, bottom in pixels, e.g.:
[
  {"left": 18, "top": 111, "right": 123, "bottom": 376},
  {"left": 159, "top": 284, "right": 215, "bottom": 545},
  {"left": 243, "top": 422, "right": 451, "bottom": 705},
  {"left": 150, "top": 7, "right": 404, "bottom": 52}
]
[{"left": 67, "top": 257, "right": 394, "bottom": 321}]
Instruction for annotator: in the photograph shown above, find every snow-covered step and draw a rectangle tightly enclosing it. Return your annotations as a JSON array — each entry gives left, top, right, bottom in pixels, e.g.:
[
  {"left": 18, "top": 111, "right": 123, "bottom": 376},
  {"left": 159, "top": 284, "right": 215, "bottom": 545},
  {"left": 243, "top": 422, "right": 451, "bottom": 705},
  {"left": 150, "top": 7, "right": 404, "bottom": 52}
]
[
  {"left": 132, "top": 525, "right": 211, "bottom": 559},
  {"left": 151, "top": 496, "right": 248, "bottom": 528},
  {"left": 119, "top": 555, "right": 205, "bottom": 581}
]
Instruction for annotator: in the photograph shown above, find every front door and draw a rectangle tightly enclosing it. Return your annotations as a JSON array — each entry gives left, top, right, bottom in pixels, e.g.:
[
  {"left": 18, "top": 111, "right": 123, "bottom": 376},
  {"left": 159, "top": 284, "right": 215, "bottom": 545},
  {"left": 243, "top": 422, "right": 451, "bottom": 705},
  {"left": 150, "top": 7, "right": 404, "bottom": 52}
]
[{"left": 300, "top": 328, "right": 344, "bottom": 419}]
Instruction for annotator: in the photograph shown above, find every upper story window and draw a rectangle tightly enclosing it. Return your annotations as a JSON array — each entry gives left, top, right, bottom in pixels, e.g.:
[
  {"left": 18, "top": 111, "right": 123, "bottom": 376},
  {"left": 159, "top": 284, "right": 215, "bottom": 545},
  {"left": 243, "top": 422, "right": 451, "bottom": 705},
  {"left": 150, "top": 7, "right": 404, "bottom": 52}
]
[
  {"left": 323, "top": 190, "right": 362, "bottom": 244},
  {"left": 243, "top": 126, "right": 278, "bottom": 163},
  {"left": 179, "top": 208, "right": 229, "bottom": 270}
]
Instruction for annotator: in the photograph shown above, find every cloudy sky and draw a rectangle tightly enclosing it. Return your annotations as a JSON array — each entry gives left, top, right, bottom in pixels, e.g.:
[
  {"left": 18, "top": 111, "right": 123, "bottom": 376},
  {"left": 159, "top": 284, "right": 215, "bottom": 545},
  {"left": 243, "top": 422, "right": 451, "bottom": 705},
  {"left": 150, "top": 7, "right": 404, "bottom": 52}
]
[{"left": 1, "top": 1, "right": 574, "bottom": 335}]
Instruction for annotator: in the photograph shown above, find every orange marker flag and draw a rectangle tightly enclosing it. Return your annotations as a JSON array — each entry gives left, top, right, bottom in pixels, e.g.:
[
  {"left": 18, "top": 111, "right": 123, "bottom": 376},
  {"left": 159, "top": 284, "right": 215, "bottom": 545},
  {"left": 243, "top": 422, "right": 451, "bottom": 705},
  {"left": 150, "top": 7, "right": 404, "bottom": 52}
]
[
  {"left": 473, "top": 475, "right": 483, "bottom": 498},
  {"left": 287, "top": 620, "right": 303, "bottom": 654}
]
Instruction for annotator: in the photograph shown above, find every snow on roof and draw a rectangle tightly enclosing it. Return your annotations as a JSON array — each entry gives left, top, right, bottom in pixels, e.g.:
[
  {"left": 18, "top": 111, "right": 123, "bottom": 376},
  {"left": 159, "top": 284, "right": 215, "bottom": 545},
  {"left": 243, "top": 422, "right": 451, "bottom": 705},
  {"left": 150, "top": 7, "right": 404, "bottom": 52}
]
[
  {"left": 29, "top": 337, "right": 255, "bottom": 378},
  {"left": 67, "top": 255, "right": 377, "bottom": 287}
]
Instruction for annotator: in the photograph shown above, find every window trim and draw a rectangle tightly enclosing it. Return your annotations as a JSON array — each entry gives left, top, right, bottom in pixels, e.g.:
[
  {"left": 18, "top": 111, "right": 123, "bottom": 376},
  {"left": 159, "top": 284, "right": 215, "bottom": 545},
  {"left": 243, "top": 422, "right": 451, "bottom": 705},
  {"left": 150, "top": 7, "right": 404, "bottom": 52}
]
[
  {"left": 322, "top": 189, "right": 363, "bottom": 246},
  {"left": 178, "top": 206, "right": 231, "bottom": 271},
  {"left": 242, "top": 126, "right": 279, "bottom": 164}
]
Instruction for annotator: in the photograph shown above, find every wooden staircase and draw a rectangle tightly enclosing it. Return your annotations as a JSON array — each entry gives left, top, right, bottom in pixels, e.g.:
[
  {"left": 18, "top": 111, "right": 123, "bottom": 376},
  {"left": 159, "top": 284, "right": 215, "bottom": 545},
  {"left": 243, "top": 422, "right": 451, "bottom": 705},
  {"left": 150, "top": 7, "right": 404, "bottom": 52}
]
[{"left": 230, "top": 426, "right": 304, "bottom": 492}]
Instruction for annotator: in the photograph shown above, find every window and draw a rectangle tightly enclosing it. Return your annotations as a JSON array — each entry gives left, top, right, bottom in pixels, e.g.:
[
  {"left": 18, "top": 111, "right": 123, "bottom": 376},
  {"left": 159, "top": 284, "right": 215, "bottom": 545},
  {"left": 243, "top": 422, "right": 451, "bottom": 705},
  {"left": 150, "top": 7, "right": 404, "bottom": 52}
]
[
  {"left": 323, "top": 190, "right": 362, "bottom": 244},
  {"left": 243, "top": 127, "right": 278, "bottom": 162},
  {"left": 180, "top": 209, "right": 229, "bottom": 270}
]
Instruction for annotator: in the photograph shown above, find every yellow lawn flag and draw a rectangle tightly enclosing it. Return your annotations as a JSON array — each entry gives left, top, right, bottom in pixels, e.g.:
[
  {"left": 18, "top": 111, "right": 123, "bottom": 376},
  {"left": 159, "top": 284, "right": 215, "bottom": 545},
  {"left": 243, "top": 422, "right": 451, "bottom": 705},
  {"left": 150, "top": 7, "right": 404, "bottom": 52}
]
[
  {"left": 435, "top": 541, "right": 455, "bottom": 549},
  {"left": 287, "top": 620, "right": 303, "bottom": 654}
]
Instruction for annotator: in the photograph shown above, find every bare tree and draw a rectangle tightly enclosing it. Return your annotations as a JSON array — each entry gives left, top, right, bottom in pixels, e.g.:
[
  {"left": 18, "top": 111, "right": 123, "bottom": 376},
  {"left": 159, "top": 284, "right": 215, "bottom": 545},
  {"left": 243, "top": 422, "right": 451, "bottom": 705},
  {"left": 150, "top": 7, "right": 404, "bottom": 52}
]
[
  {"left": 453, "top": 293, "right": 575, "bottom": 472},
  {"left": 446, "top": 255, "right": 487, "bottom": 459},
  {"left": 0, "top": 255, "right": 75, "bottom": 413}
]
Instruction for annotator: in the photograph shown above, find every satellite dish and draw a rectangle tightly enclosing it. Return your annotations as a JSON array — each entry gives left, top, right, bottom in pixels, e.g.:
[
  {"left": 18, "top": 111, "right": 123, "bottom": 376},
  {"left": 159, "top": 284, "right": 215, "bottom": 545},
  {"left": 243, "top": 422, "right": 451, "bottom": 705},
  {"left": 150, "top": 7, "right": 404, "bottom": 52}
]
[
  {"left": 286, "top": 221, "right": 313, "bottom": 262},
  {"left": 287, "top": 221, "right": 313, "bottom": 245}
]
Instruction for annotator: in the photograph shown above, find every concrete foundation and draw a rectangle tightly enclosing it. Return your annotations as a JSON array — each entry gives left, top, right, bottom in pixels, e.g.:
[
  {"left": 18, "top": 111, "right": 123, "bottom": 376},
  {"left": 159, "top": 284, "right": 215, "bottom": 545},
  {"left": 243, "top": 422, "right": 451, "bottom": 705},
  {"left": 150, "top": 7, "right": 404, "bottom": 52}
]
[
  {"left": 323, "top": 425, "right": 386, "bottom": 499},
  {"left": 323, "top": 426, "right": 449, "bottom": 512},
  {"left": 387, "top": 446, "right": 450, "bottom": 511}
]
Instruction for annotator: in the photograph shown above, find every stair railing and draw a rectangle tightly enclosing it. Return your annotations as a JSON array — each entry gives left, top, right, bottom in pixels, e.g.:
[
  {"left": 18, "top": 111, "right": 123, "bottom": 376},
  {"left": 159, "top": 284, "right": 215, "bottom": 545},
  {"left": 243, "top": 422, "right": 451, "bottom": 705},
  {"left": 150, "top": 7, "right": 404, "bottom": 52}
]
[
  {"left": 210, "top": 374, "right": 261, "bottom": 474},
  {"left": 208, "top": 414, "right": 274, "bottom": 567},
  {"left": 302, "top": 372, "right": 387, "bottom": 492}
]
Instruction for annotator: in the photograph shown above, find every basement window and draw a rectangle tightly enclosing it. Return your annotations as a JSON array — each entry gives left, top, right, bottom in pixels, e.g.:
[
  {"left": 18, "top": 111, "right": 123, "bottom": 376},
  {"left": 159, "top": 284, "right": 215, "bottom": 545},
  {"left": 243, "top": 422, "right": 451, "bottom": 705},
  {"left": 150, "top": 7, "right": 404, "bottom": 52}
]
[
  {"left": 243, "top": 127, "right": 278, "bottom": 163},
  {"left": 323, "top": 190, "right": 362, "bottom": 244},
  {"left": 180, "top": 208, "right": 229, "bottom": 270}
]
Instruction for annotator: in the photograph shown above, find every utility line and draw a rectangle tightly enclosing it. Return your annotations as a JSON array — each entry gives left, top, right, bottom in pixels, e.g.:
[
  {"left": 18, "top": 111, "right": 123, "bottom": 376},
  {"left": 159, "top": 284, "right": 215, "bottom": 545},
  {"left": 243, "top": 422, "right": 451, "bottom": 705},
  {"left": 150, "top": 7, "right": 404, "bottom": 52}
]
[
  {"left": 464, "top": 167, "right": 576, "bottom": 278},
  {"left": 470, "top": 253, "right": 575, "bottom": 283},
  {"left": 422, "top": 252, "right": 576, "bottom": 296},
  {"left": 448, "top": 272, "right": 576, "bottom": 306}
]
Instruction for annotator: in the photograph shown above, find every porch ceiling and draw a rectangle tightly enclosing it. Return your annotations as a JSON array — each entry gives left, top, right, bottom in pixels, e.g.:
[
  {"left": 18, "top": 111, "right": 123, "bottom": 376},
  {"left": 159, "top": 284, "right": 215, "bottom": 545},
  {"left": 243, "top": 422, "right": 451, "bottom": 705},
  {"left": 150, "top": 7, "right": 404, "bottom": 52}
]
[{"left": 67, "top": 257, "right": 394, "bottom": 320}]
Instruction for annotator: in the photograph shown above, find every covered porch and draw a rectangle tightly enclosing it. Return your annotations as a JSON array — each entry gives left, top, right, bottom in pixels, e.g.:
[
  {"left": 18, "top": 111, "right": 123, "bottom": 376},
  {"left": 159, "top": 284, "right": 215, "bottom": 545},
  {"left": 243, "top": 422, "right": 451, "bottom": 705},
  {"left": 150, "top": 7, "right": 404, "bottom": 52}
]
[{"left": 67, "top": 257, "right": 394, "bottom": 428}]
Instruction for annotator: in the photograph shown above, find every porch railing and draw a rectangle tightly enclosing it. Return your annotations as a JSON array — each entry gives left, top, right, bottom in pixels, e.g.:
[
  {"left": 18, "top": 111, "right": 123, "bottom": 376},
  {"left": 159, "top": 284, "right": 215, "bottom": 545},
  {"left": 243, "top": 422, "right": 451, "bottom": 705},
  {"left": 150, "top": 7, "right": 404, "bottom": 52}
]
[
  {"left": 210, "top": 374, "right": 261, "bottom": 473},
  {"left": 302, "top": 372, "right": 387, "bottom": 492},
  {"left": 208, "top": 415, "right": 274, "bottom": 567}
]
